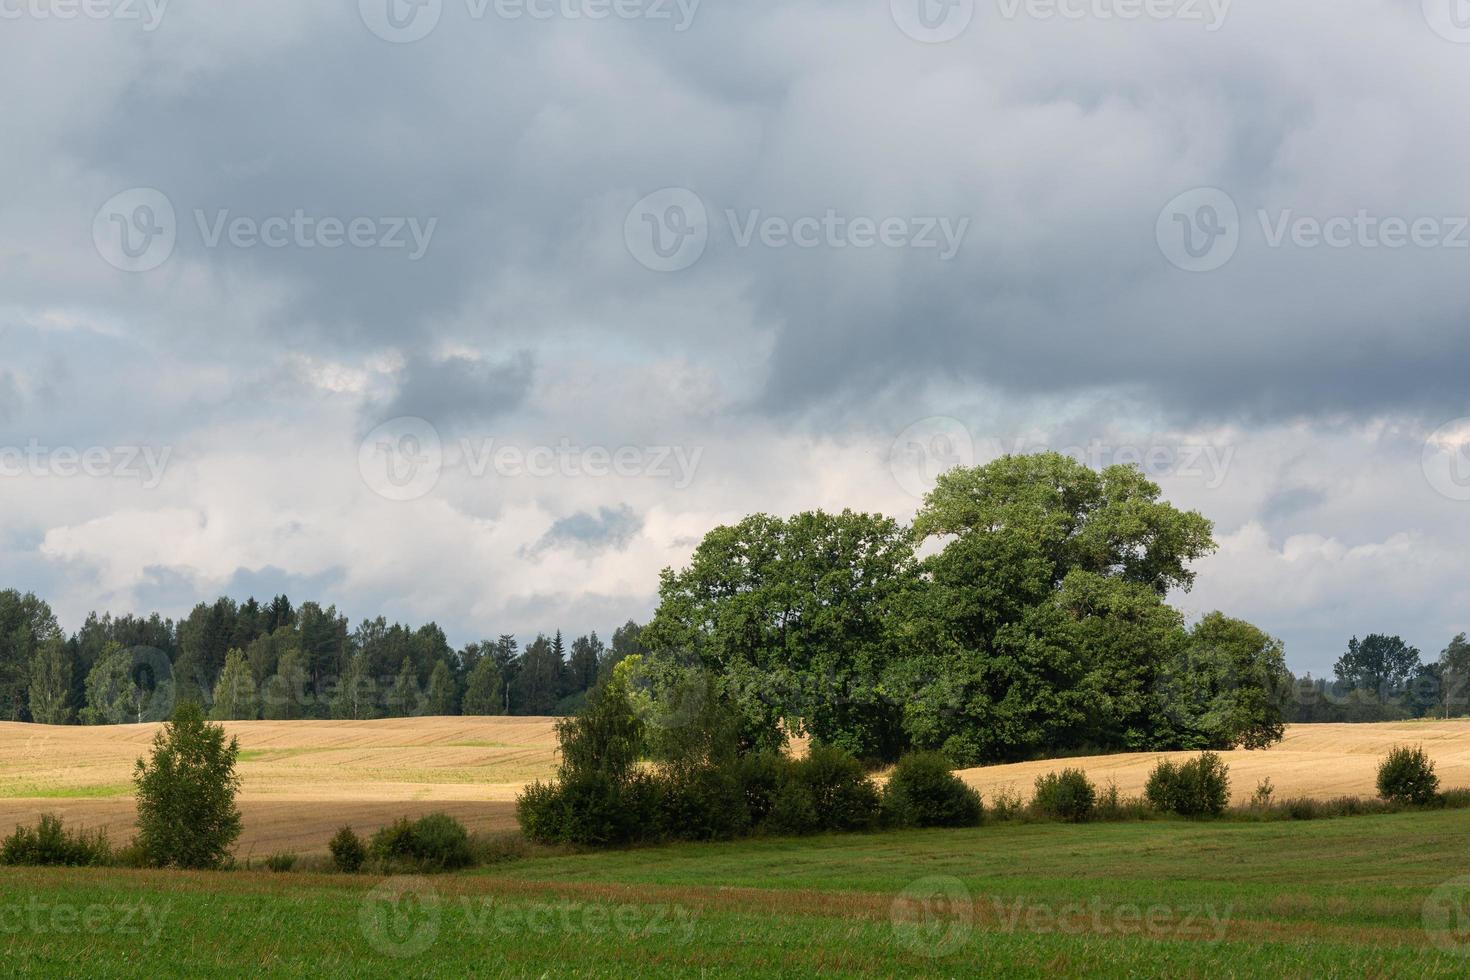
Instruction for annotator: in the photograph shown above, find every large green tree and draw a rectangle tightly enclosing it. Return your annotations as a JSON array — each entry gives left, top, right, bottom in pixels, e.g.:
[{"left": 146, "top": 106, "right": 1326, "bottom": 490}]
[
  {"left": 28, "top": 637, "right": 73, "bottom": 725},
  {"left": 644, "top": 509, "right": 918, "bottom": 758}
]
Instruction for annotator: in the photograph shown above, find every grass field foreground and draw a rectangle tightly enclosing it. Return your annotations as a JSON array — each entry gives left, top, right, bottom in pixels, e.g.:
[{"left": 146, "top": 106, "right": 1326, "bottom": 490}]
[{"left": 6, "top": 808, "right": 1470, "bottom": 976}]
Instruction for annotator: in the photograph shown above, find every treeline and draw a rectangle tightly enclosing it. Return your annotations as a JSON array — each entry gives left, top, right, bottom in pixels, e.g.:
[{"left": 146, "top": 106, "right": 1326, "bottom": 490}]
[
  {"left": 0, "top": 589, "right": 646, "bottom": 724},
  {"left": 1283, "top": 633, "right": 1470, "bottom": 723}
]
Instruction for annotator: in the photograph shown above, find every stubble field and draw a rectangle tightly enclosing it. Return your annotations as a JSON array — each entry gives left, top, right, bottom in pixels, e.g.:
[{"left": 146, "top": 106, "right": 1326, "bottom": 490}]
[{"left": 5, "top": 717, "right": 1470, "bottom": 855}]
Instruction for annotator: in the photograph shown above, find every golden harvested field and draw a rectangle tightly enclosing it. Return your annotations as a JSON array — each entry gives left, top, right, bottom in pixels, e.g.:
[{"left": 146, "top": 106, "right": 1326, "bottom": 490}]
[
  {"left": 0, "top": 716, "right": 559, "bottom": 856},
  {"left": 5, "top": 717, "right": 1470, "bottom": 855},
  {"left": 956, "top": 720, "right": 1470, "bottom": 805}
]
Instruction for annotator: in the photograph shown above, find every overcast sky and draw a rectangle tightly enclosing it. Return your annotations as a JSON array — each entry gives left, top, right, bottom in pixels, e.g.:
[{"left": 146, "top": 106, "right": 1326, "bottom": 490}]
[{"left": 3, "top": 0, "right": 1470, "bottom": 675}]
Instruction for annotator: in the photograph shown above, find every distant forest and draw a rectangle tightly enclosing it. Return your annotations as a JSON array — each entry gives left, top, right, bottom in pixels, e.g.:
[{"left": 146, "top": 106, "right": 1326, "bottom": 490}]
[{"left": 1, "top": 589, "right": 644, "bottom": 724}]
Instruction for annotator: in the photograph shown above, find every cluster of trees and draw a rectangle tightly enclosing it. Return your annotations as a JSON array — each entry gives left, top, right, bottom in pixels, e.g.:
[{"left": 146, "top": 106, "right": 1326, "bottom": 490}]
[
  {"left": 639, "top": 453, "right": 1292, "bottom": 766},
  {"left": 0, "top": 589, "right": 646, "bottom": 725},
  {"left": 1285, "top": 633, "right": 1470, "bottom": 723}
]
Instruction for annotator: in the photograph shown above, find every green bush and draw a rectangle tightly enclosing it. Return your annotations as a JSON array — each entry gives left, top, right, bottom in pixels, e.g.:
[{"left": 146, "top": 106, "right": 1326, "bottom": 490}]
[
  {"left": 517, "top": 771, "right": 660, "bottom": 847},
  {"left": 369, "top": 813, "right": 473, "bottom": 871},
  {"left": 0, "top": 814, "right": 112, "bottom": 867},
  {"left": 1145, "top": 753, "right": 1230, "bottom": 817},
  {"left": 790, "top": 745, "right": 881, "bottom": 833},
  {"left": 133, "top": 701, "right": 243, "bottom": 870},
  {"left": 880, "top": 752, "right": 982, "bottom": 829},
  {"left": 1031, "top": 768, "right": 1096, "bottom": 822},
  {"left": 1376, "top": 745, "right": 1439, "bottom": 806},
  {"left": 329, "top": 826, "right": 366, "bottom": 873},
  {"left": 265, "top": 852, "right": 296, "bottom": 873},
  {"left": 736, "top": 751, "right": 785, "bottom": 827},
  {"left": 657, "top": 766, "right": 750, "bottom": 841},
  {"left": 763, "top": 776, "right": 822, "bottom": 835}
]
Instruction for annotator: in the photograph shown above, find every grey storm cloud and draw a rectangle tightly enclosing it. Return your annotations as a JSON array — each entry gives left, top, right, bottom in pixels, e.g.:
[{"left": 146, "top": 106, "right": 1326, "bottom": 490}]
[
  {"left": 524, "top": 505, "right": 645, "bottom": 560},
  {"left": 4, "top": 2, "right": 1470, "bottom": 675},
  {"left": 374, "top": 352, "right": 535, "bottom": 429}
]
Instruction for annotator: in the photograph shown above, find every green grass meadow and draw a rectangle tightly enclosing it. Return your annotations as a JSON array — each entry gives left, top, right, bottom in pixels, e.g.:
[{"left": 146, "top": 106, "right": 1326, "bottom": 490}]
[{"left": 6, "top": 809, "right": 1470, "bottom": 977}]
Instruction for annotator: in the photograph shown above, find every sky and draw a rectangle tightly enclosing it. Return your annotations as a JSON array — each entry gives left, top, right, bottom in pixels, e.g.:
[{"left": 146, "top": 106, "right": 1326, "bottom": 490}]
[{"left": 2, "top": 0, "right": 1469, "bottom": 677}]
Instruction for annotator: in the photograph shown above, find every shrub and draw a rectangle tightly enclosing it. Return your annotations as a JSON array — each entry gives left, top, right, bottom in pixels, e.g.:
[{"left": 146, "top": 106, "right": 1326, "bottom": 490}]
[
  {"left": 1250, "top": 777, "right": 1275, "bottom": 809},
  {"left": 517, "top": 772, "right": 660, "bottom": 847},
  {"left": 880, "top": 752, "right": 982, "bottom": 829},
  {"left": 1031, "top": 769, "right": 1096, "bottom": 823},
  {"left": 329, "top": 826, "right": 366, "bottom": 873},
  {"left": 792, "top": 744, "right": 881, "bottom": 833},
  {"left": 1144, "top": 753, "right": 1230, "bottom": 817},
  {"left": 1093, "top": 780, "right": 1151, "bottom": 821},
  {"left": 1377, "top": 745, "right": 1439, "bottom": 806},
  {"left": 1, "top": 814, "right": 112, "bottom": 867},
  {"left": 988, "top": 785, "right": 1024, "bottom": 821},
  {"left": 265, "top": 852, "right": 296, "bottom": 873},
  {"left": 657, "top": 766, "right": 750, "bottom": 841},
  {"left": 736, "top": 751, "right": 785, "bottom": 827},
  {"left": 370, "top": 813, "right": 473, "bottom": 872},
  {"left": 132, "top": 701, "right": 243, "bottom": 869},
  {"left": 470, "top": 831, "right": 531, "bottom": 866},
  {"left": 763, "top": 776, "right": 822, "bottom": 836}
]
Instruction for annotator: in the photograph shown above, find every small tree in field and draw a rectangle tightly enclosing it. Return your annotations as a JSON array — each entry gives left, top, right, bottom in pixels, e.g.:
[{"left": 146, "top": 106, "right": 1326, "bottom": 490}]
[
  {"left": 1377, "top": 745, "right": 1439, "bottom": 806},
  {"left": 133, "top": 701, "right": 242, "bottom": 869}
]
